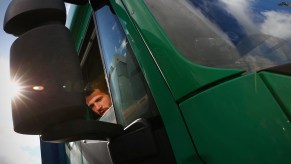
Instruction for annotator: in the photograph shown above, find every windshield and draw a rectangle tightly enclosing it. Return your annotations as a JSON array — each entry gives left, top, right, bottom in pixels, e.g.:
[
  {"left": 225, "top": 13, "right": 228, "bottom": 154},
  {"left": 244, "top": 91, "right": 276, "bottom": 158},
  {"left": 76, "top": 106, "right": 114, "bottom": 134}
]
[{"left": 144, "top": 0, "right": 291, "bottom": 73}]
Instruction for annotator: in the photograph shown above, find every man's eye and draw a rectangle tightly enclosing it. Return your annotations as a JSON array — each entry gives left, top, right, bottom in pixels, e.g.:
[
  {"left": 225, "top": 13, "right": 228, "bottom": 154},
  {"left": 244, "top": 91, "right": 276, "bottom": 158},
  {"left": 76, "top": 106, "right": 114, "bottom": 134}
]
[{"left": 95, "top": 97, "right": 102, "bottom": 102}]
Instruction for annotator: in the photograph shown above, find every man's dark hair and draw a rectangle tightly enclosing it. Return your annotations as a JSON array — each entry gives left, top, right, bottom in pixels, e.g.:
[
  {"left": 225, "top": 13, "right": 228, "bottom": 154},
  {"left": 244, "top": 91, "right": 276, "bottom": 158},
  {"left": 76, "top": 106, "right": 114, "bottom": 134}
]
[{"left": 84, "top": 75, "right": 109, "bottom": 96}]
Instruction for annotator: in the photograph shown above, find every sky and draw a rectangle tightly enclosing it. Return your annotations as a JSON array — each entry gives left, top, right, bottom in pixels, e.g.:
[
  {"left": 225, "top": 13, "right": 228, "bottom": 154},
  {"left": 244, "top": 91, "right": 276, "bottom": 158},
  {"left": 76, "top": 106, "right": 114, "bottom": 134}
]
[
  {"left": 0, "top": 0, "right": 41, "bottom": 163},
  {"left": 0, "top": 1, "right": 73, "bottom": 163}
]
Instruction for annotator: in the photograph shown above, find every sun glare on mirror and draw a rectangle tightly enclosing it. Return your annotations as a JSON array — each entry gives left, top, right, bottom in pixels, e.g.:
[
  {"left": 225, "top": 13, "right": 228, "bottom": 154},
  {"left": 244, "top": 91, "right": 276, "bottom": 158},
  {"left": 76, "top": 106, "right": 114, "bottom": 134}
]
[{"left": 10, "top": 81, "right": 23, "bottom": 99}]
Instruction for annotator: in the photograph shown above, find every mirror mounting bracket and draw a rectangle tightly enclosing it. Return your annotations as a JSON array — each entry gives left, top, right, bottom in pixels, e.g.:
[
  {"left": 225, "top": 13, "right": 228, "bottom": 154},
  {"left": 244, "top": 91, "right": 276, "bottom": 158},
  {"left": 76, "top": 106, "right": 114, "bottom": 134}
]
[{"left": 41, "top": 120, "right": 124, "bottom": 143}]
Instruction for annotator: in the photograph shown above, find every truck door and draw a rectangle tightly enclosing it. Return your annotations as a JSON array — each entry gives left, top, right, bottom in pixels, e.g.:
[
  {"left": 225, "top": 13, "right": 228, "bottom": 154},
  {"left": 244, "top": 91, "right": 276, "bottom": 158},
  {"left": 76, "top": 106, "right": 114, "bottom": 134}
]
[{"left": 75, "top": 1, "right": 176, "bottom": 163}]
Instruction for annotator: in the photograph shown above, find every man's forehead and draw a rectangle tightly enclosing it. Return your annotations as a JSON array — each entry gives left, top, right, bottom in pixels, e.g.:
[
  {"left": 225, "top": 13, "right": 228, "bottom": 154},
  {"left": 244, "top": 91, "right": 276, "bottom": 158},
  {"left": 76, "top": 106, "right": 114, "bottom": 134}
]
[
  {"left": 88, "top": 89, "right": 108, "bottom": 98},
  {"left": 86, "top": 89, "right": 103, "bottom": 102}
]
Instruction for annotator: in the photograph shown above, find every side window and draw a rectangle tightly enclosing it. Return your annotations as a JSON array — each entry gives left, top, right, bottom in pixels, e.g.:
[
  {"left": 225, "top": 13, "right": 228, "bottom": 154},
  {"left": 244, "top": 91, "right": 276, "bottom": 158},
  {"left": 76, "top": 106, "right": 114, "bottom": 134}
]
[
  {"left": 93, "top": 4, "right": 159, "bottom": 126},
  {"left": 80, "top": 18, "right": 116, "bottom": 123}
]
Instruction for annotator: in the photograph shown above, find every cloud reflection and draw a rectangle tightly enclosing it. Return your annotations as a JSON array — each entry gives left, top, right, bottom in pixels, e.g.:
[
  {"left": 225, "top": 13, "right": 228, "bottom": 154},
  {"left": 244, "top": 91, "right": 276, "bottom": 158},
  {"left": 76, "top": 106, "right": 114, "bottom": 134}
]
[
  {"left": 219, "top": 0, "right": 291, "bottom": 40},
  {"left": 260, "top": 11, "right": 291, "bottom": 39},
  {"left": 219, "top": 0, "right": 258, "bottom": 34}
]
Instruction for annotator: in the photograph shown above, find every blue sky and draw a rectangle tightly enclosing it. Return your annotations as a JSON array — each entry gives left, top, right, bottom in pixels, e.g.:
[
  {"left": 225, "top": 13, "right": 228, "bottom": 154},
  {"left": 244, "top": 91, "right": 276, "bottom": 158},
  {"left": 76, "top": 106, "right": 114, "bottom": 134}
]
[{"left": 0, "top": 0, "right": 41, "bottom": 163}]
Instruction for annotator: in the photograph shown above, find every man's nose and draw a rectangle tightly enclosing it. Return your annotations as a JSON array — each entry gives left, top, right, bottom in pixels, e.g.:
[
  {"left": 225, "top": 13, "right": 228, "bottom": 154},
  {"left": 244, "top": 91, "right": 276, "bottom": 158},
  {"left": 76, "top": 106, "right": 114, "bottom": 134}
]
[{"left": 94, "top": 102, "right": 102, "bottom": 110}]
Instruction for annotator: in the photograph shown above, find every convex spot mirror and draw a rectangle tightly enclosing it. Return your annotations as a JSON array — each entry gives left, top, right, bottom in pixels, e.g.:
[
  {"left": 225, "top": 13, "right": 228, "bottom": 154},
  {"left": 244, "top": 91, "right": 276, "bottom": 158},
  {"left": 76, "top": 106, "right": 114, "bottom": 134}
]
[{"left": 4, "top": 0, "right": 66, "bottom": 36}]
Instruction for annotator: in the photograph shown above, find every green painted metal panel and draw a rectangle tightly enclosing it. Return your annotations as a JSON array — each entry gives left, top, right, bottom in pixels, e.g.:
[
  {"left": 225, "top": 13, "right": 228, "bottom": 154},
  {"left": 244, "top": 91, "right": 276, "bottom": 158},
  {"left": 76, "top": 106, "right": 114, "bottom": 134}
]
[
  {"left": 122, "top": 0, "right": 243, "bottom": 100},
  {"left": 180, "top": 73, "right": 291, "bottom": 163},
  {"left": 69, "top": 4, "right": 92, "bottom": 53},
  {"left": 110, "top": 0, "right": 203, "bottom": 163},
  {"left": 260, "top": 72, "right": 291, "bottom": 120}
]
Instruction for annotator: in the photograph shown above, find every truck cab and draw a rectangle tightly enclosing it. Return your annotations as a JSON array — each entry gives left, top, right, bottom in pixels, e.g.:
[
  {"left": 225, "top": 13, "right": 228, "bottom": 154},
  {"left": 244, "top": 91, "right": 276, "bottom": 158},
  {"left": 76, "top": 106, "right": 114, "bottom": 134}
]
[{"left": 4, "top": 0, "right": 291, "bottom": 163}]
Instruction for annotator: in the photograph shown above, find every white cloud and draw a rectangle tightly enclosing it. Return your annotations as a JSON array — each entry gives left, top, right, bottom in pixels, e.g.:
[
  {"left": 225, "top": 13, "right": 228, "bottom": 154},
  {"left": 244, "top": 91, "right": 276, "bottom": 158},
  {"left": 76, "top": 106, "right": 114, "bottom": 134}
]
[
  {"left": 260, "top": 11, "right": 291, "bottom": 39},
  {"left": 0, "top": 123, "right": 41, "bottom": 164},
  {"left": 219, "top": 0, "right": 291, "bottom": 40}
]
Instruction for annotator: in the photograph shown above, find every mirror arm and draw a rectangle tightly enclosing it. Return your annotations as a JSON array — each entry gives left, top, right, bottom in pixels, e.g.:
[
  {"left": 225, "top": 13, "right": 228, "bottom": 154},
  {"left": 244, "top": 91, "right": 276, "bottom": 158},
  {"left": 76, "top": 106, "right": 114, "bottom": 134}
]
[{"left": 41, "top": 120, "right": 124, "bottom": 143}]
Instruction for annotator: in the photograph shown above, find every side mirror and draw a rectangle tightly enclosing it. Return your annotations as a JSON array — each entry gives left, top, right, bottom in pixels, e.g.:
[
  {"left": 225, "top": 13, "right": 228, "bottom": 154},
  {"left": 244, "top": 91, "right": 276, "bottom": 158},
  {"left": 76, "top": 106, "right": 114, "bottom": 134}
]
[
  {"left": 6, "top": 0, "right": 123, "bottom": 142},
  {"left": 10, "top": 24, "right": 85, "bottom": 135}
]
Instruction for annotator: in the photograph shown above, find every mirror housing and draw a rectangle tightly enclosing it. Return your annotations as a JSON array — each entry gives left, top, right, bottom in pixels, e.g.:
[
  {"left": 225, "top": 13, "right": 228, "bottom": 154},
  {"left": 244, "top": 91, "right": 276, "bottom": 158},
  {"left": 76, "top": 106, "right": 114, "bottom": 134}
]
[
  {"left": 10, "top": 24, "right": 85, "bottom": 135},
  {"left": 6, "top": 0, "right": 123, "bottom": 143}
]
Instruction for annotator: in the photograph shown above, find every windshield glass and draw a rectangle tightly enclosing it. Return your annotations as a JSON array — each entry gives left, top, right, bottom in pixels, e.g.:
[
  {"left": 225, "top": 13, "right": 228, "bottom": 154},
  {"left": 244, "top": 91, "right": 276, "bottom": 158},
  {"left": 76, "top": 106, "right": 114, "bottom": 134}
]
[{"left": 144, "top": 0, "right": 291, "bottom": 73}]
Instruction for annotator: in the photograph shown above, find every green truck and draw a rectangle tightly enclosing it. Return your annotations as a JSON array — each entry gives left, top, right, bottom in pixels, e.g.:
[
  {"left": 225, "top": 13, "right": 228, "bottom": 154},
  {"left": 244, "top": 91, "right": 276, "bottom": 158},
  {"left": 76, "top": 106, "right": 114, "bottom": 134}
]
[{"left": 4, "top": 0, "right": 291, "bottom": 163}]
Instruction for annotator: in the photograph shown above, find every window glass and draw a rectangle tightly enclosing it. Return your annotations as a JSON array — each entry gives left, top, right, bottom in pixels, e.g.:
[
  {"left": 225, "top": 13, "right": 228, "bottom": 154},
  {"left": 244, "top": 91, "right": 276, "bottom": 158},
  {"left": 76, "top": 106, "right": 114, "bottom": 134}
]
[
  {"left": 65, "top": 142, "right": 85, "bottom": 164},
  {"left": 80, "top": 24, "right": 116, "bottom": 123},
  {"left": 145, "top": 0, "right": 291, "bottom": 73},
  {"left": 94, "top": 4, "right": 158, "bottom": 126}
]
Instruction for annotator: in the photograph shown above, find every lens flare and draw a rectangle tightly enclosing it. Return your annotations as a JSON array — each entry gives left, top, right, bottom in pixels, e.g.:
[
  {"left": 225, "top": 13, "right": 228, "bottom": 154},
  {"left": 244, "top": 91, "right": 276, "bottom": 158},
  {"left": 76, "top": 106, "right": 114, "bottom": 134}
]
[
  {"left": 10, "top": 81, "right": 23, "bottom": 99},
  {"left": 32, "top": 86, "right": 45, "bottom": 91}
]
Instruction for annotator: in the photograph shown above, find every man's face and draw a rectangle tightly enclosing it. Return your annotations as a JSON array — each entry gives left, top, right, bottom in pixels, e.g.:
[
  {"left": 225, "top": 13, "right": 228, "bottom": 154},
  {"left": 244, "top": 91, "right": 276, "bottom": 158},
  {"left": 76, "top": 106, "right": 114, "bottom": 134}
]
[{"left": 86, "top": 89, "right": 112, "bottom": 116}]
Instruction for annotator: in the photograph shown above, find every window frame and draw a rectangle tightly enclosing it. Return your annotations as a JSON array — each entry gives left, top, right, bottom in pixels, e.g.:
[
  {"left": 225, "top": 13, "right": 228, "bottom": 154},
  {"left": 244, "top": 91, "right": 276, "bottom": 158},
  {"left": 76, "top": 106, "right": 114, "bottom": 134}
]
[{"left": 91, "top": 1, "right": 159, "bottom": 126}]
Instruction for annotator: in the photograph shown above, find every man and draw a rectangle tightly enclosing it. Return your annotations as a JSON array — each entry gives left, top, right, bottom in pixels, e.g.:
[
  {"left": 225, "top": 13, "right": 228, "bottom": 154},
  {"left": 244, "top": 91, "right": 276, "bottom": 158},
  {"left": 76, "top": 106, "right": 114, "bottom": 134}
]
[{"left": 85, "top": 76, "right": 112, "bottom": 116}]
